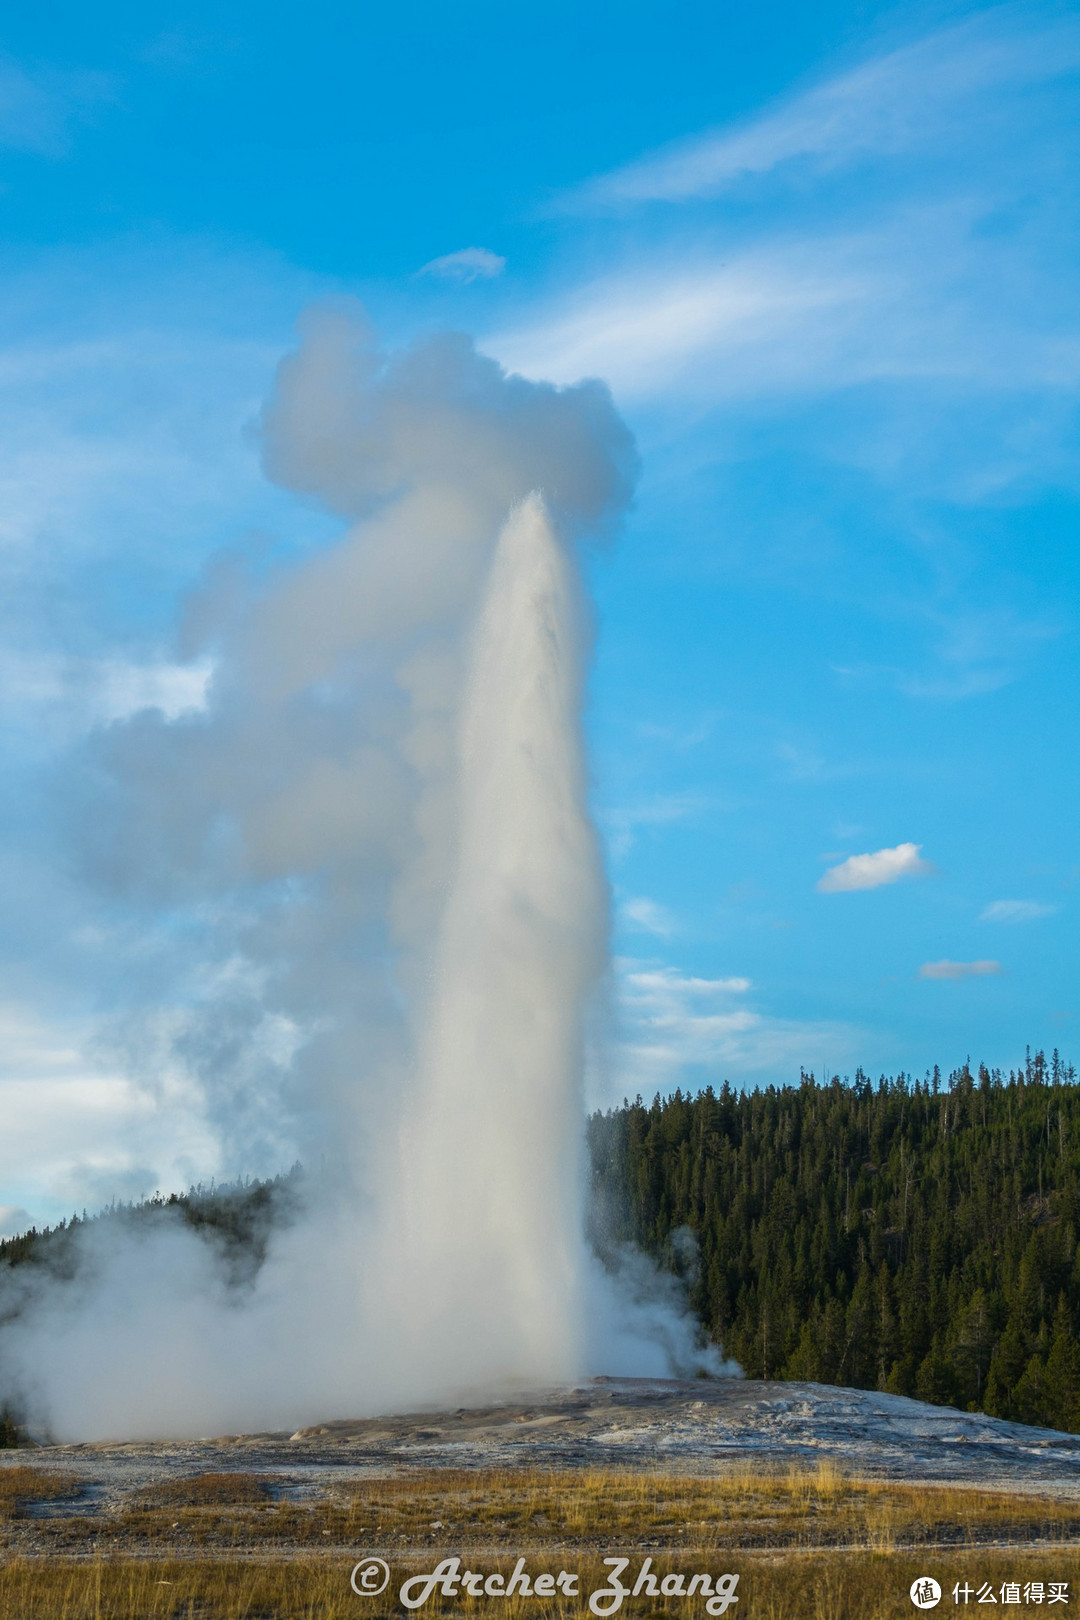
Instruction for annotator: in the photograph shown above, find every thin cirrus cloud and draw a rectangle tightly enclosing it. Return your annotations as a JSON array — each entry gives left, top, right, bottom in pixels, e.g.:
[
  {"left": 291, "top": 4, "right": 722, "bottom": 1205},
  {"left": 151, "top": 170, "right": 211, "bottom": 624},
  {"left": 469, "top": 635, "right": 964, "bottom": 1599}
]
[
  {"left": 495, "top": 8, "right": 1080, "bottom": 420},
  {"left": 495, "top": 201, "right": 1079, "bottom": 408},
  {"left": 600, "top": 793, "right": 705, "bottom": 860},
  {"left": 566, "top": 10, "right": 1080, "bottom": 207},
  {"left": 979, "top": 899, "right": 1058, "bottom": 924},
  {"left": 817, "top": 841, "right": 931, "bottom": 894},
  {"left": 494, "top": 249, "right": 869, "bottom": 402},
  {"left": 866, "top": 604, "right": 1066, "bottom": 703},
  {"left": 418, "top": 247, "right": 506, "bottom": 284},
  {"left": 609, "top": 959, "right": 857, "bottom": 1101},
  {"left": 919, "top": 959, "right": 1002, "bottom": 981},
  {"left": 620, "top": 897, "right": 677, "bottom": 939}
]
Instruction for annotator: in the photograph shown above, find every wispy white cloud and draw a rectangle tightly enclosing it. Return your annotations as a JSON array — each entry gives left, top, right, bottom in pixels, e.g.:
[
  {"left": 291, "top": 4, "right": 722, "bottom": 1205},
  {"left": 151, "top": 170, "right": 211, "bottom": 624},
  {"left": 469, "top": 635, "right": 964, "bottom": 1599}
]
[
  {"left": 919, "top": 958, "right": 1002, "bottom": 981},
  {"left": 0, "top": 243, "right": 324, "bottom": 758},
  {"left": 0, "top": 651, "right": 212, "bottom": 729},
  {"left": 620, "top": 897, "right": 677, "bottom": 938},
  {"left": 492, "top": 5, "right": 1080, "bottom": 490},
  {"left": 418, "top": 247, "right": 506, "bottom": 284},
  {"left": 615, "top": 962, "right": 756, "bottom": 1091},
  {"left": 0, "top": 319, "right": 278, "bottom": 753},
  {"left": 0, "top": 1001, "right": 219, "bottom": 1223},
  {"left": 818, "top": 841, "right": 931, "bottom": 893},
  {"left": 774, "top": 737, "right": 870, "bottom": 784},
  {"left": 494, "top": 248, "right": 870, "bottom": 400},
  {"left": 980, "top": 899, "right": 1058, "bottom": 924},
  {"left": 831, "top": 596, "right": 1064, "bottom": 703},
  {"left": 609, "top": 958, "right": 857, "bottom": 1098},
  {"left": 568, "top": 11, "right": 1080, "bottom": 206},
  {"left": 0, "top": 327, "right": 283, "bottom": 567},
  {"left": 628, "top": 964, "right": 752, "bottom": 1001},
  {"left": 0, "top": 55, "right": 113, "bottom": 157},
  {"left": 897, "top": 606, "right": 1063, "bottom": 700},
  {"left": 636, "top": 714, "right": 714, "bottom": 749},
  {"left": 494, "top": 200, "right": 1080, "bottom": 406},
  {"left": 600, "top": 793, "right": 704, "bottom": 859}
]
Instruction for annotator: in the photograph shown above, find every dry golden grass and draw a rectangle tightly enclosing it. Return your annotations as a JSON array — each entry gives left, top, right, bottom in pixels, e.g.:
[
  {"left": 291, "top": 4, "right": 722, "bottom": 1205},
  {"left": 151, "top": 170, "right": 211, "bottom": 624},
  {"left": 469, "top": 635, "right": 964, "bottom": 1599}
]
[
  {"left": 6, "top": 1462, "right": 1080, "bottom": 1554},
  {"left": 0, "top": 1550, "right": 1079, "bottom": 1620},
  {"left": 1, "top": 1466, "right": 1080, "bottom": 1616},
  {"left": 131, "top": 1473, "right": 274, "bottom": 1510},
  {"left": 0, "top": 1466, "right": 82, "bottom": 1521},
  {"left": 275, "top": 1464, "right": 1080, "bottom": 1555}
]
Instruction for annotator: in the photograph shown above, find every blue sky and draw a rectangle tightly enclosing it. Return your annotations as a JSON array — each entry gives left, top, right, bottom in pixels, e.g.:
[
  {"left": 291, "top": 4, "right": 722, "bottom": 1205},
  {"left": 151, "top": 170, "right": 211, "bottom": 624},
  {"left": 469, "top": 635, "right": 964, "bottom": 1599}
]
[{"left": 0, "top": 0, "right": 1077, "bottom": 1228}]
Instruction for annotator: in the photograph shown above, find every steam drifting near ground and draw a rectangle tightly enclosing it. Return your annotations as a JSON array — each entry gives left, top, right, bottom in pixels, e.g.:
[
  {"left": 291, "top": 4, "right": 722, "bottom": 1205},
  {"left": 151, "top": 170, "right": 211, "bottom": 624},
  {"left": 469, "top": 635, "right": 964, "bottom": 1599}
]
[{"left": 0, "top": 305, "right": 734, "bottom": 1441}]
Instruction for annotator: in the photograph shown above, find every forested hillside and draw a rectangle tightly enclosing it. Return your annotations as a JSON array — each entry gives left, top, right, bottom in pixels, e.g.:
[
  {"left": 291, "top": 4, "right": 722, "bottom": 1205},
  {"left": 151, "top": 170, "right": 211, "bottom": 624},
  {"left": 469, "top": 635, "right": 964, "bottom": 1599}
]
[{"left": 588, "top": 1051, "right": 1080, "bottom": 1432}]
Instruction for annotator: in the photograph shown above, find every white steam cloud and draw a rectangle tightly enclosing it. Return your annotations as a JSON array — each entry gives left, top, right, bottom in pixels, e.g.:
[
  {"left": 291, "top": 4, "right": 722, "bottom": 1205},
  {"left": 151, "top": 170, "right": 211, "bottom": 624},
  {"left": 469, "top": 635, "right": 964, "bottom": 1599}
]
[{"left": 0, "top": 304, "right": 732, "bottom": 1441}]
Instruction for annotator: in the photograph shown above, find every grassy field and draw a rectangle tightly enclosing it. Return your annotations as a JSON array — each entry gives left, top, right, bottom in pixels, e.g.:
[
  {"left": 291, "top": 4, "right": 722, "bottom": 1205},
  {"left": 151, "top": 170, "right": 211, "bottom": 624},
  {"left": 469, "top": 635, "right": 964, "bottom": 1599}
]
[{"left": 0, "top": 1463, "right": 1078, "bottom": 1617}]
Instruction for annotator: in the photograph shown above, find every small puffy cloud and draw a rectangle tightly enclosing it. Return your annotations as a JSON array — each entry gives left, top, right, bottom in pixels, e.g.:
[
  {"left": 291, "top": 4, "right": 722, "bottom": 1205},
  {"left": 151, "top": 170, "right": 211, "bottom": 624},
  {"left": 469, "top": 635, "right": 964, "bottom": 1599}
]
[
  {"left": 980, "top": 899, "right": 1058, "bottom": 924},
  {"left": 418, "top": 247, "right": 506, "bottom": 284},
  {"left": 818, "top": 841, "right": 931, "bottom": 894},
  {"left": 919, "top": 959, "right": 1002, "bottom": 981},
  {"left": 621, "top": 897, "right": 676, "bottom": 938}
]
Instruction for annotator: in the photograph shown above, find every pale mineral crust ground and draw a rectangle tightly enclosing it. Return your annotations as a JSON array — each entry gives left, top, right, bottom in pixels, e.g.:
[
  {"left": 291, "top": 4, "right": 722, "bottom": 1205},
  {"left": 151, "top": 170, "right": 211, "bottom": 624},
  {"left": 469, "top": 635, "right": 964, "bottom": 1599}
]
[{"left": 4, "top": 1378, "right": 1080, "bottom": 1511}]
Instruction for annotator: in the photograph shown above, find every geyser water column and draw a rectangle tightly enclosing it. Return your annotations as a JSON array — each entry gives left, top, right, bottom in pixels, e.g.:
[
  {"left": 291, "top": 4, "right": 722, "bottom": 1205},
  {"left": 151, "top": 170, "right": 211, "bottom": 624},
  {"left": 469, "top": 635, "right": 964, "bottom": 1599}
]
[
  {"left": 0, "top": 318, "right": 662, "bottom": 1443},
  {"left": 387, "top": 492, "right": 605, "bottom": 1393}
]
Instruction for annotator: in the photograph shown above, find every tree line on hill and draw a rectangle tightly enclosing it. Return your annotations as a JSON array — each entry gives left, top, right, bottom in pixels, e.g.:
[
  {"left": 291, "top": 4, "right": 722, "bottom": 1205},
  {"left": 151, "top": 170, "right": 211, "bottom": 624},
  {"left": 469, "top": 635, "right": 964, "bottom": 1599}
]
[{"left": 588, "top": 1050, "right": 1080, "bottom": 1433}]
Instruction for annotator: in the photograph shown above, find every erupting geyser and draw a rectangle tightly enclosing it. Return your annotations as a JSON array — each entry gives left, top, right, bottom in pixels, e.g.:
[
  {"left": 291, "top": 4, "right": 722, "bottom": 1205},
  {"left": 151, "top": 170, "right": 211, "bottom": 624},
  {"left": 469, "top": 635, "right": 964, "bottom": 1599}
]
[
  {"left": 389, "top": 493, "right": 601, "bottom": 1391},
  {"left": 0, "top": 308, "right": 729, "bottom": 1442}
]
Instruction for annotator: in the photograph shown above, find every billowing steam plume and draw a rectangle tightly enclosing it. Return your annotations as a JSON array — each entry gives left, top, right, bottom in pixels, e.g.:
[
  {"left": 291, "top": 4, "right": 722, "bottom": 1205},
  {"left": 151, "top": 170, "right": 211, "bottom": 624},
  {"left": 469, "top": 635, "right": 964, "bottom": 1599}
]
[{"left": 0, "top": 307, "right": 732, "bottom": 1441}]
